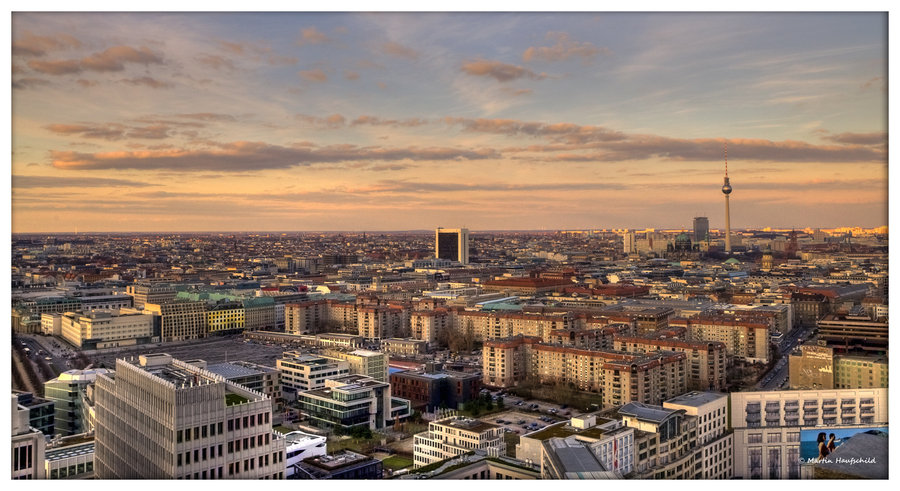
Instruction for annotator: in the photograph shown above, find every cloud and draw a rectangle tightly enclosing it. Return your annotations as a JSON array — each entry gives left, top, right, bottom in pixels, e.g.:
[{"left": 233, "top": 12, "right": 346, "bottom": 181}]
[
  {"left": 12, "top": 174, "right": 155, "bottom": 189},
  {"left": 49, "top": 141, "right": 500, "bottom": 171},
  {"left": 351, "top": 115, "right": 428, "bottom": 127},
  {"left": 460, "top": 59, "right": 547, "bottom": 82},
  {"left": 44, "top": 122, "right": 173, "bottom": 140},
  {"left": 76, "top": 79, "right": 99, "bottom": 87},
  {"left": 120, "top": 76, "right": 173, "bottom": 89},
  {"left": 12, "top": 32, "right": 82, "bottom": 57},
  {"left": 381, "top": 41, "right": 418, "bottom": 60},
  {"left": 299, "top": 69, "right": 327, "bottom": 82},
  {"left": 444, "top": 117, "right": 625, "bottom": 144},
  {"left": 26, "top": 45, "right": 164, "bottom": 75},
  {"left": 299, "top": 27, "right": 329, "bottom": 45},
  {"left": 344, "top": 70, "right": 360, "bottom": 80},
  {"left": 296, "top": 113, "right": 346, "bottom": 128},
  {"left": 195, "top": 54, "right": 235, "bottom": 70},
  {"left": 821, "top": 132, "right": 886, "bottom": 146},
  {"left": 217, "top": 40, "right": 297, "bottom": 66},
  {"left": 12, "top": 77, "right": 51, "bottom": 90},
  {"left": 500, "top": 87, "right": 533, "bottom": 97},
  {"left": 522, "top": 32, "right": 609, "bottom": 62}
]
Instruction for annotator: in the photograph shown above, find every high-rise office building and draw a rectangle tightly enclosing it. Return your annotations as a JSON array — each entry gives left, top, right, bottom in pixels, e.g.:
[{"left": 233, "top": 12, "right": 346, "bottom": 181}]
[
  {"left": 94, "top": 353, "right": 286, "bottom": 479},
  {"left": 435, "top": 227, "right": 469, "bottom": 264},
  {"left": 692, "top": 217, "right": 709, "bottom": 243}
]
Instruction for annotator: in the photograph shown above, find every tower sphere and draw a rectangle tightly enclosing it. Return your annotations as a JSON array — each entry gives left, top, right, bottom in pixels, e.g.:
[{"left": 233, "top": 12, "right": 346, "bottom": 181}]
[{"left": 722, "top": 178, "right": 732, "bottom": 195}]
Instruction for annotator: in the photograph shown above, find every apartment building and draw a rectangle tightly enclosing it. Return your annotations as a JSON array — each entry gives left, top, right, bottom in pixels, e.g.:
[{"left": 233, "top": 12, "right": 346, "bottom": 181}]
[
  {"left": 94, "top": 354, "right": 286, "bottom": 479},
  {"left": 453, "top": 310, "right": 574, "bottom": 341},
  {"left": 410, "top": 308, "right": 451, "bottom": 344},
  {"left": 143, "top": 301, "right": 208, "bottom": 342},
  {"left": 60, "top": 309, "right": 155, "bottom": 349},
  {"left": 670, "top": 316, "right": 769, "bottom": 363},
  {"left": 790, "top": 343, "right": 889, "bottom": 389},
  {"left": 617, "top": 402, "right": 699, "bottom": 479},
  {"left": 357, "top": 305, "right": 408, "bottom": 339},
  {"left": 413, "top": 415, "right": 506, "bottom": 468},
  {"left": 380, "top": 338, "right": 428, "bottom": 357},
  {"left": 482, "top": 335, "right": 541, "bottom": 388},
  {"left": 729, "top": 388, "right": 887, "bottom": 479},
  {"left": 613, "top": 336, "right": 727, "bottom": 391}
]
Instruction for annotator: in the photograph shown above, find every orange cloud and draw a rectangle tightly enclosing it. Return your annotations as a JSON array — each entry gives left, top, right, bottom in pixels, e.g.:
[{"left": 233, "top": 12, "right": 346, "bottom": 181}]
[
  {"left": 120, "top": 76, "right": 173, "bottom": 89},
  {"left": 50, "top": 141, "right": 500, "bottom": 171},
  {"left": 381, "top": 41, "right": 418, "bottom": 60},
  {"left": 522, "top": 32, "right": 609, "bottom": 62},
  {"left": 12, "top": 32, "right": 82, "bottom": 57},
  {"left": 299, "top": 27, "right": 329, "bottom": 45},
  {"left": 344, "top": 70, "right": 360, "bottom": 80},
  {"left": 26, "top": 45, "right": 164, "bottom": 75},
  {"left": 299, "top": 69, "right": 327, "bottom": 82},
  {"left": 460, "top": 59, "right": 546, "bottom": 82},
  {"left": 821, "top": 132, "right": 886, "bottom": 146}
]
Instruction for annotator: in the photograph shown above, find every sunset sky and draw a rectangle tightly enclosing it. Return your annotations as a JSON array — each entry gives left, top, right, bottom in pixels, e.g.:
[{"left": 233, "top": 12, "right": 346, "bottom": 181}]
[{"left": 11, "top": 12, "right": 888, "bottom": 233}]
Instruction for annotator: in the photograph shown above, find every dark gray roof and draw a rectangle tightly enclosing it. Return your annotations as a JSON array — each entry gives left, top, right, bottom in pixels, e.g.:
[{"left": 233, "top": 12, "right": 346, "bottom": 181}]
[
  {"left": 554, "top": 446, "right": 606, "bottom": 473},
  {"left": 619, "top": 402, "right": 680, "bottom": 423}
]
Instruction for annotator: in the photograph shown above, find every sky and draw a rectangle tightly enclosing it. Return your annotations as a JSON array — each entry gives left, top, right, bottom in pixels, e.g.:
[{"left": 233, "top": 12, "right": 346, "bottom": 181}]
[{"left": 10, "top": 12, "right": 888, "bottom": 233}]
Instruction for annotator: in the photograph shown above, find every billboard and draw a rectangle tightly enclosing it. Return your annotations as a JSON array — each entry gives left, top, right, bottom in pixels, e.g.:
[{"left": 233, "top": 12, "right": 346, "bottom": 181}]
[{"left": 800, "top": 426, "right": 888, "bottom": 477}]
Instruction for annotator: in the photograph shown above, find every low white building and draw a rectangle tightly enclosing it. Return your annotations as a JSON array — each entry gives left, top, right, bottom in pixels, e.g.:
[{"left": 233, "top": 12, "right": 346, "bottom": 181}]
[
  {"left": 283, "top": 430, "right": 326, "bottom": 478},
  {"left": 60, "top": 309, "right": 155, "bottom": 349}
]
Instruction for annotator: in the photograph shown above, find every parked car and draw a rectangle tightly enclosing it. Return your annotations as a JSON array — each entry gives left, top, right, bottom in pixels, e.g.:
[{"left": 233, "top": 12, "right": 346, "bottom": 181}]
[{"left": 518, "top": 420, "right": 526, "bottom": 425}]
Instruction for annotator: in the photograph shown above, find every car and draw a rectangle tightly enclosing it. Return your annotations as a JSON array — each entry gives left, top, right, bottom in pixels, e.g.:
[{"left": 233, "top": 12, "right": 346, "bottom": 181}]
[
  {"left": 560, "top": 405, "right": 568, "bottom": 409},
  {"left": 521, "top": 425, "right": 529, "bottom": 429},
  {"left": 518, "top": 420, "right": 526, "bottom": 425},
  {"left": 563, "top": 411, "right": 571, "bottom": 416},
  {"left": 496, "top": 419, "right": 505, "bottom": 424},
  {"left": 45, "top": 357, "right": 53, "bottom": 361}
]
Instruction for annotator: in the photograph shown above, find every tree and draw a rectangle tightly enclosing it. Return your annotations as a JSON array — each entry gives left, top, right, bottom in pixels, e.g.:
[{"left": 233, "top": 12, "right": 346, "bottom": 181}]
[{"left": 496, "top": 396, "right": 505, "bottom": 410}]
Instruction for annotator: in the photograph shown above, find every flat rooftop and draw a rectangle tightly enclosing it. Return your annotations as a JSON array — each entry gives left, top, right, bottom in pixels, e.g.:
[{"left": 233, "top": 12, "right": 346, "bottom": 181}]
[
  {"left": 665, "top": 391, "right": 727, "bottom": 408},
  {"left": 619, "top": 402, "right": 680, "bottom": 423},
  {"left": 525, "top": 420, "right": 616, "bottom": 442},
  {"left": 46, "top": 442, "right": 95, "bottom": 462},
  {"left": 206, "top": 361, "right": 277, "bottom": 379},
  {"left": 441, "top": 417, "right": 499, "bottom": 434}
]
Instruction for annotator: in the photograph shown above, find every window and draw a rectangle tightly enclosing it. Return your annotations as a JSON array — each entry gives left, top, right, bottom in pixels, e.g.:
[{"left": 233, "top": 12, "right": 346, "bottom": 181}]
[
  {"left": 177, "top": 430, "right": 183, "bottom": 443},
  {"left": 767, "top": 433, "right": 782, "bottom": 443},
  {"left": 218, "top": 422, "right": 223, "bottom": 434},
  {"left": 202, "top": 426, "right": 208, "bottom": 438},
  {"left": 768, "top": 447, "right": 781, "bottom": 479},
  {"left": 228, "top": 420, "right": 234, "bottom": 432},
  {"left": 749, "top": 448, "right": 762, "bottom": 479},
  {"left": 748, "top": 433, "right": 762, "bottom": 444},
  {"left": 787, "top": 447, "right": 800, "bottom": 479},
  {"left": 194, "top": 427, "right": 200, "bottom": 440}
]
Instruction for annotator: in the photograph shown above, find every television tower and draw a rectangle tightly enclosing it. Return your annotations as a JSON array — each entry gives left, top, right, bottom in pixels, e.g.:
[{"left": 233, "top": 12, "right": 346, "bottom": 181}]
[{"left": 722, "top": 142, "right": 732, "bottom": 253}]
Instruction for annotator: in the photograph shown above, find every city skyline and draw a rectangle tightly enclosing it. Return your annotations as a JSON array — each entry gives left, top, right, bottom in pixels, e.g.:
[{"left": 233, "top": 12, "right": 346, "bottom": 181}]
[{"left": 11, "top": 12, "right": 888, "bottom": 233}]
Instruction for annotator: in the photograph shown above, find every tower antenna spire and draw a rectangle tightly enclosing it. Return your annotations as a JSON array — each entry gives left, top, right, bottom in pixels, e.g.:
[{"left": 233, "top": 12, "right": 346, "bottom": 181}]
[{"left": 724, "top": 141, "right": 728, "bottom": 177}]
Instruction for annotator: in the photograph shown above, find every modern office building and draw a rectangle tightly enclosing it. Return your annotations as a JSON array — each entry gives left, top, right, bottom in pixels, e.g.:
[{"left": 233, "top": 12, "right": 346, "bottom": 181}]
[
  {"left": 413, "top": 415, "right": 506, "bottom": 468},
  {"left": 59, "top": 309, "right": 155, "bottom": 349},
  {"left": 276, "top": 352, "right": 351, "bottom": 397},
  {"left": 517, "top": 414, "right": 634, "bottom": 476},
  {"left": 283, "top": 430, "right": 327, "bottom": 478},
  {"left": 11, "top": 394, "right": 47, "bottom": 480},
  {"left": 206, "top": 361, "right": 283, "bottom": 416},
  {"left": 729, "top": 388, "right": 887, "bottom": 479},
  {"left": 14, "top": 391, "right": 55, "bottom": 436},
  {"left": 126, "top": 283, "right": 176, "bottom": 308},
  {"left": 297, "top": 374, "right": 392, "bottom": 430},
  {"left": 321, "top": 349, "right": 389, "bottom": 382},
  {"left": 435, "top": 227, "right": 469, "bottom": 264},
  {"left": 390, "top": 366, "right": 482, "bottom": 412},
  {"left": 693, "top": 216, "right": 709, "bottom": 243},
  {"left": 45, "top": 440, "right": 95, "bottom": 479},
  {"left": 94, "top": 353, "right": 286, "bottom": 479},
  {"left": 292, "top": 450, "right": 383, "bottom": 479},
  {"left": 43, "top": 368, "right": 111, "bottom": 436}
]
